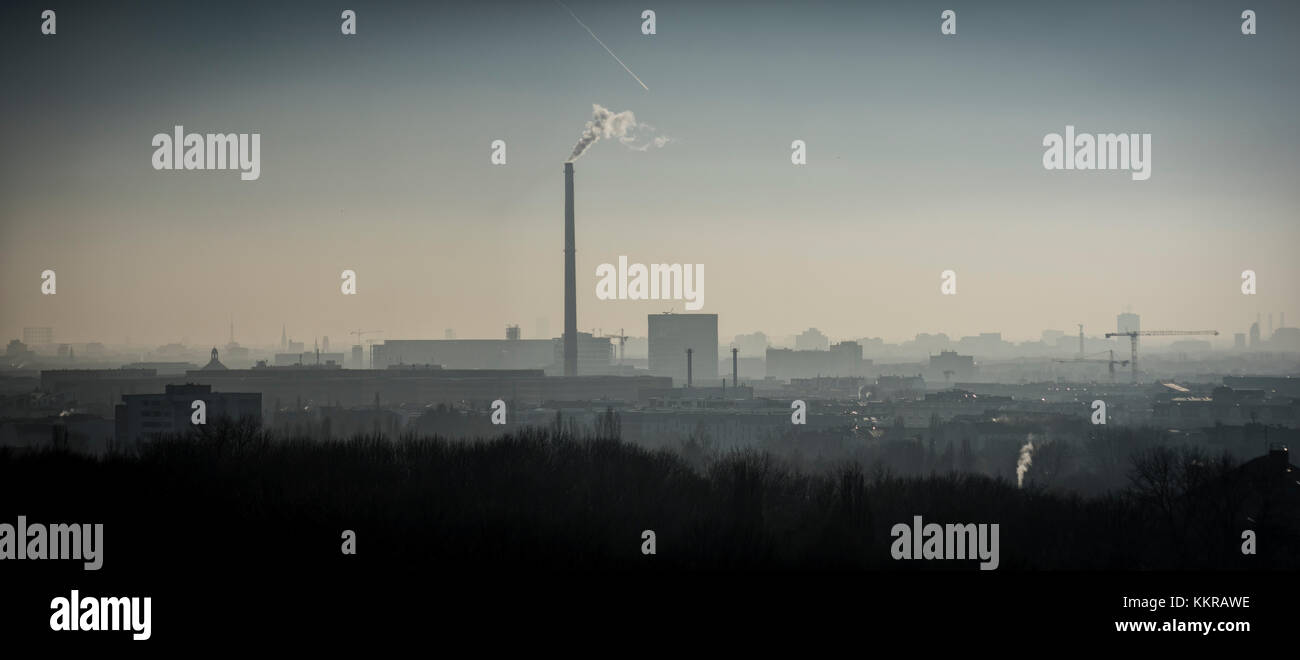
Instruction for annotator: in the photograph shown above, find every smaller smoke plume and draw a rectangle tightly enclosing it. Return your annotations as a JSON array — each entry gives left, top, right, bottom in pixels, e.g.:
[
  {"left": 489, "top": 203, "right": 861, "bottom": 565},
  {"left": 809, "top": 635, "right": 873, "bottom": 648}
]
[
  {"left": 1016, "top": 438, "right": 1035, "bottom": 488},
  {"left": 566, "top": 104, "right": 671, "bottom": 162}
]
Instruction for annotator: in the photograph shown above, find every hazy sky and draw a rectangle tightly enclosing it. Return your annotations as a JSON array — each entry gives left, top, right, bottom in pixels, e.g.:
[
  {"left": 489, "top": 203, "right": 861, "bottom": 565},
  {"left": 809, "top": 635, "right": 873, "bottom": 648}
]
[{"left": 2, "top": 0, "right": 1298, "bottom": 348}]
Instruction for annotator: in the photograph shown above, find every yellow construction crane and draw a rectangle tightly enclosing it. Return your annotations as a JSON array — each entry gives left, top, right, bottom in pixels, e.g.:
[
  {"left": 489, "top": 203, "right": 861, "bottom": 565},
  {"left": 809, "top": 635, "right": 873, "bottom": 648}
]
[{"left": 1103, "top": 330, "right": 1218, "bottom": 383}]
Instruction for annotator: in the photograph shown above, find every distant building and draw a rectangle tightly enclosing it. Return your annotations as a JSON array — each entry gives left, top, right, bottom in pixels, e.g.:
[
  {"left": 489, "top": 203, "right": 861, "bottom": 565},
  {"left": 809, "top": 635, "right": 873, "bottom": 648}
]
[
  {"left": 956, "top": 333, "right": 1005, "bottom": 357},
  {"left": 730, "top": 332, "right": 769, "bottom": 359},
  {"left": 795, "top": 328, "right": 830, "bottom": 352},
  {"left": 912, "top": 333, "right": 952, "bottom": 353},
  {"left": 200, "top": 347, "right": 228, "bottom": 371},
  {"left": 871, "top": 375, "right": 926, "bottom": 402},
  {"left": 275, "top": 351, "right": 345, "bottom": 367},
  {"left": 351, "top": 345, "right": 363, "bottom": 369},
  {"left": 553, "top": 333, "right": 613, "bottom": 376},
  {"left": 123, "top": 361, "right": 200, "bottom": 376},
  {"left": 22, "top": 327, "right": 53, "bottom": 346},
  {"left": 1234, "top": 333, "right": 1247, "bottom": 350},
  {"left": 648, "top": 313, "right": 718, "bottom": 385},
  {"left": 375, "top": 339, "right": 551, "bottom": 370},
  {"left": 1250, "top": 322, "right": 1261, "bottom": 348},
  {"left": 114, "top": 383, "right": 261, "bottom": 445},
  {"left": 5, "top": 340, "right": 34, "bottom": 362},
  {"left": 856, "top": 337, "right": 885, "bottom": 354},
  {"left": 929, "top": 350, "right": 975, "bottom": 383},
  {"left": 1273, "top": 327, "right": 1300, "bottom": 352},
  {"left": 1118, "top": 313, "right": 1140, "bottom": 352},
  {"left": 370, "top": 336, "right": 610, "bottom": 375},
  {"left": 1117, "top": 313, "right": 1140, "bottom": 335},
  {"left": 766, "top": 341, "right": 868, "bottom": 380}
]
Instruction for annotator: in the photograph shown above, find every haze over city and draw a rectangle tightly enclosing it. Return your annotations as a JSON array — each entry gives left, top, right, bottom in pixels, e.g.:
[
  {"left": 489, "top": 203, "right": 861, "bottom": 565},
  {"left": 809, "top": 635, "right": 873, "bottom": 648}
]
[
  {"left": 3, "top": 0, "right": 1298, "bottom": 347},
  {"left": 4, "top": 0, "right": 1300, "bottom": 648}
]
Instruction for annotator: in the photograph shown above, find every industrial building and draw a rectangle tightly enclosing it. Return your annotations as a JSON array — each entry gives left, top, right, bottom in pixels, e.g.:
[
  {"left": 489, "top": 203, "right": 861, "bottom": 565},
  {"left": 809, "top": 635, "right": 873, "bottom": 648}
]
[
  {"left": 648, "top": 313, "right": 718, "bottom": 386},
  {"left": 371, "top": 334, "right": 611, "bottom": 374}
]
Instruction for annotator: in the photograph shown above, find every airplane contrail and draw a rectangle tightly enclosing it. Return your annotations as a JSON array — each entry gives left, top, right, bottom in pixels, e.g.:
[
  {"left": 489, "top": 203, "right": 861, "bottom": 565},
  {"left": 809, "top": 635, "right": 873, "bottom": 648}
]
[{"left": 555, "top": 1, "right": 649, "bottom": 91}]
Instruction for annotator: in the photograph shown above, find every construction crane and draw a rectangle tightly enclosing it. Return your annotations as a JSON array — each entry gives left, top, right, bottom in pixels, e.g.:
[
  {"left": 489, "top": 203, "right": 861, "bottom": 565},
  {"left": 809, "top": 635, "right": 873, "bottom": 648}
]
[
  {"left": 349, "top": 329, "right": 383, "bottom": 344},
  {"left": 602, "top": 328, "right": 629, "bottom": 364},
  {"left": 349, "top": 330, "right": 383, "bottom": 369},
  {"left": 1053, "top": 350, "right": 1129, "bottom": 382},
  {"left": 1103, "top": 330, "right": 1218, "bottom": 383}
]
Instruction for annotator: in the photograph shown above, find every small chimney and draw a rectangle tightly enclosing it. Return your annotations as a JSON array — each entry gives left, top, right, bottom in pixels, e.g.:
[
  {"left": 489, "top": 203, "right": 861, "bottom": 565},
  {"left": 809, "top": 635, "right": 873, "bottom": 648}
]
[
  {"left": 686, "top": 348, "right": 693, "bottom": 388},
  {"left": 732, "top": 347, "right": 739, "bottom": 388}
]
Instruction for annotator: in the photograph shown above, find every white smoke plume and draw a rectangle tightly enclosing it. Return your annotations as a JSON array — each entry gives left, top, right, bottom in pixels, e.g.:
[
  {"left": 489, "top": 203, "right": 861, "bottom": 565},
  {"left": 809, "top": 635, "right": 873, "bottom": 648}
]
[
  {"left": 1016, "top": 438, "right": 1035, "bottom": 488},
  {"left": 566, "top": 104, "right": 671, "bottom": 162}
]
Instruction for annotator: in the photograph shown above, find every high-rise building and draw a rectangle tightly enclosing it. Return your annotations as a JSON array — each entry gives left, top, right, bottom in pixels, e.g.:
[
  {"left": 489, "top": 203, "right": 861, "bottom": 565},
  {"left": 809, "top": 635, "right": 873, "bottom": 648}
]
[
  {"left": 22, "top": 327, "right": 53, "bottom": 346},
  {"left": 929, "top": 350, "right": 976, "bottom": 382},
  {"left": 1117, "top": 312, "right": 1140, "bottom": 353},
  {"left": 795, "top": 328, "right": 830, "bottom": 352},
  {"left": 351, "top": 344, "right": 364, "bottom": 369},
  {"left": 1250, "top": 322, "right": 1261, "bottom": 348},
  {"left": 1234, "top": 333, "right": 1246, "bottom": 350},
  {"left": 648, "top": 313, "right": 718, "bottom": 385},
  {"left": 730, "top": 332, "right": 769, "bottom": 359},
  {"left": 1117, "top": 313, "right": 1140, "bottom": 335}
]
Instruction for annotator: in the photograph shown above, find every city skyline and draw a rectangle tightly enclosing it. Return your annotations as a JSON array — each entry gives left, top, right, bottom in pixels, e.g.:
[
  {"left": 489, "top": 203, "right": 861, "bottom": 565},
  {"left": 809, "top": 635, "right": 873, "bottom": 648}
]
[
  {"left": 3, "top": 2, "right": 1298, "bottom": 644},
  {"left": 9, "top": 307, "right": 1296, "bottom": 352}
]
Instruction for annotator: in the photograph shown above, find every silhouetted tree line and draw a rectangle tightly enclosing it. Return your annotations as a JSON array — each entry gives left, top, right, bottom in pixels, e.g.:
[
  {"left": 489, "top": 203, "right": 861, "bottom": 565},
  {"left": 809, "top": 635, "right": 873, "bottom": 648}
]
[{"left": 0, "top": 415, "right": 1294, "bottom": 574}]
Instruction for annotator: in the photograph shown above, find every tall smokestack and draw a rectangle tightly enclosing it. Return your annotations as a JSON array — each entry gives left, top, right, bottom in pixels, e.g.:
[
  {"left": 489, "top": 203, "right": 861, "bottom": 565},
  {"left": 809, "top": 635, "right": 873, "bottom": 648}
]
[
  {"left": 564, "top": 162, "right": 577, "bottom": 377},
  {"left": 686, "top": 348, "right": 693, "bottom": 388}
]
